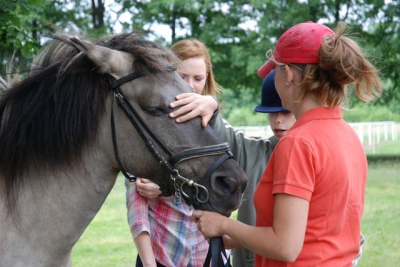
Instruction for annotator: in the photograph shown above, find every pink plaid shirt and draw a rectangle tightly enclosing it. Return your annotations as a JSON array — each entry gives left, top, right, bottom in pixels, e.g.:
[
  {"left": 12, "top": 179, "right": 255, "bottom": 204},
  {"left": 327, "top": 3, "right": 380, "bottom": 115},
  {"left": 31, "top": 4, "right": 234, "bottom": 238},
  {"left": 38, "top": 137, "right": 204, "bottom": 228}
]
[{"left": 126, "top": 180, "right": 210, "bottom": 267}]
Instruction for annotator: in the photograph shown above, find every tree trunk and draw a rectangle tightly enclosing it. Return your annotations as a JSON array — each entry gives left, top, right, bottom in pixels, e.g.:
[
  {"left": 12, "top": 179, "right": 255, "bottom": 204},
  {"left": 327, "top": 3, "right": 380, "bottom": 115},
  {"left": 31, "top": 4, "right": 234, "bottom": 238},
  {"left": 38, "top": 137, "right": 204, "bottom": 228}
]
[{"left": 91, "top": 0, "right": 104, "bottom": 29}]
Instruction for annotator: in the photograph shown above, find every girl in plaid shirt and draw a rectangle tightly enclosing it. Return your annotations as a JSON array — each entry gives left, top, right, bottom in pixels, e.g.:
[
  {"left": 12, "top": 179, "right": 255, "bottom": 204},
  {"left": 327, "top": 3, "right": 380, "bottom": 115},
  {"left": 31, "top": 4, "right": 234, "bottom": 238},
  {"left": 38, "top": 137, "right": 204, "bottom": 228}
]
[{"left": 126, "top": 38, "right": 226, "bottom": 267}]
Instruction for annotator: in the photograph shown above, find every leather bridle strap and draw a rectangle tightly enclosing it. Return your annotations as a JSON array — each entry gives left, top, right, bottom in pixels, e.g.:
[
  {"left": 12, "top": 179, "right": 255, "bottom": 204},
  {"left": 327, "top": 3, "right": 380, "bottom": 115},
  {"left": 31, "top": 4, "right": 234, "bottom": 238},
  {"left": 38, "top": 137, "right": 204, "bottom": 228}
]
[
  {"left": 110, "top": 96, "right": 137, "bottom": 182},
  {"left": 169, "top": 142, "right": 232, "bottom": 166},
  {"left": 111, "top": 72, "right": 145, "bottom": 91}
]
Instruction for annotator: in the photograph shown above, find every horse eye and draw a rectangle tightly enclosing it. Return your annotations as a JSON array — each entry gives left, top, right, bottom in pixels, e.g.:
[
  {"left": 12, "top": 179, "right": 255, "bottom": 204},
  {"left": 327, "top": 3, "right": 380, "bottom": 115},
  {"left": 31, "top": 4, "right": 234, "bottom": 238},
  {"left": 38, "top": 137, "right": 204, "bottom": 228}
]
[{"left": 145, "top": 107, "right": 169, "bottom": 116}]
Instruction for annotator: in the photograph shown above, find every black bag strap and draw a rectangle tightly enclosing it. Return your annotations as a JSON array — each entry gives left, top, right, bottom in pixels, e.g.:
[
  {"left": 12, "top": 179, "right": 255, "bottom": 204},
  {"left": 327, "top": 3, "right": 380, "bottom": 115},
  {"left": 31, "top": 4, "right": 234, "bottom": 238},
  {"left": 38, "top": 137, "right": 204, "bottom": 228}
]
[{"left": 203, "top": 236, "right": 232, "bottom": 267}]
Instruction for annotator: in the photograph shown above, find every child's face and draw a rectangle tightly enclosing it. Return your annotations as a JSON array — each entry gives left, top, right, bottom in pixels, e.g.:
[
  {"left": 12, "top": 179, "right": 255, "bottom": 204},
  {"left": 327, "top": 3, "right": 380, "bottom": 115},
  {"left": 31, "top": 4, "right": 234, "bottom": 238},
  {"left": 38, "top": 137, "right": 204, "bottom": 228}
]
[{"left": 268, "top": 112, "right": 296, "bottom": 140}]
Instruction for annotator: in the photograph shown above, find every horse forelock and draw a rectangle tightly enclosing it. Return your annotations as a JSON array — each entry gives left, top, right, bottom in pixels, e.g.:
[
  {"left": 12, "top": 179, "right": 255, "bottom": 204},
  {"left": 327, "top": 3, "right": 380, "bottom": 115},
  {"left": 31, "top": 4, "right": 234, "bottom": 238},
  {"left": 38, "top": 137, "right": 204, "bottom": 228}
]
[
  {"left": 100, "top": 33, "right": 180, "bottom": 76},
  {"left": 0, "top": 32, "right": 177, "bottom": 212}
]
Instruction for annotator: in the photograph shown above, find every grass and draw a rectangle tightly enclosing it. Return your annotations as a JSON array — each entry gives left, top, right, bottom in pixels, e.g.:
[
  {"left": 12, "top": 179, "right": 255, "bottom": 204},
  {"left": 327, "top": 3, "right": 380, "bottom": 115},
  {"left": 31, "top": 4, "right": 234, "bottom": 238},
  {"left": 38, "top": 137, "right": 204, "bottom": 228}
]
[
  {"left": 72, "top": 178, "right": 136, "bottom": 266},
  {"left": 72, "top": 147, "right": 400, "bottom": 266},
  {"left": 358, "top": 161, "right": 400, "bottom": 266},
  {"left": 364, "top": 138, "right": 400, "bottom": 155}
]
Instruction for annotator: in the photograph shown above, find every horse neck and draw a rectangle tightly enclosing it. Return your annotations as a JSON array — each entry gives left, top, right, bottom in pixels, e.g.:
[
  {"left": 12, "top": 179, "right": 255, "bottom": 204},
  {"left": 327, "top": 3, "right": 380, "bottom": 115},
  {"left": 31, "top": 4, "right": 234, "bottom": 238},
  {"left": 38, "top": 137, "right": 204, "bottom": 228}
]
[{"left": 0, "top": 142, "right": 119, "bottom": 267}]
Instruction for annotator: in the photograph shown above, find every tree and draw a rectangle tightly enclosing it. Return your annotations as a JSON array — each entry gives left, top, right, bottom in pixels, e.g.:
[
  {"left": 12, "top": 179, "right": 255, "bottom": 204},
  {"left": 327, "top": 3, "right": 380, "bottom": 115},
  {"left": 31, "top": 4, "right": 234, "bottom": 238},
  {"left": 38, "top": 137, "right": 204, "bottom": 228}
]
[
  {"left": 1, "top": 0, "right": 398, "bottom": 122},
  {"left": 0, "top": 0, "right": 43, "bottom": 68},
  {"left": 0, "top": 0, "right": 113, "bottom": 72}
]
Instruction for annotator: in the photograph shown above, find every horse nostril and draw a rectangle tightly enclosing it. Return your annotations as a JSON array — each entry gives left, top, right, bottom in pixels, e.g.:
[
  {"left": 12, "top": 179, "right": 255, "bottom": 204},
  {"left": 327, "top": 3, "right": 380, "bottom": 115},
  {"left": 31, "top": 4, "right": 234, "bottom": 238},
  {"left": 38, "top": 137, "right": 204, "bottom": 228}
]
[{"left": 211, "top": 176, "right": 237, "bottom": 195}]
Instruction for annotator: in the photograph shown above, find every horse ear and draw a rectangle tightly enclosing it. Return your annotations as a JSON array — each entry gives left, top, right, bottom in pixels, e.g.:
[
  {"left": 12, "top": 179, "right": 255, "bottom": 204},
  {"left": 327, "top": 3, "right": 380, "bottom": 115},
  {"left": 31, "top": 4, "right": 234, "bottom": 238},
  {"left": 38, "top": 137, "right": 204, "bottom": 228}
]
[{"left": 69, "top": 37, "right": 134, "bottom": 79}]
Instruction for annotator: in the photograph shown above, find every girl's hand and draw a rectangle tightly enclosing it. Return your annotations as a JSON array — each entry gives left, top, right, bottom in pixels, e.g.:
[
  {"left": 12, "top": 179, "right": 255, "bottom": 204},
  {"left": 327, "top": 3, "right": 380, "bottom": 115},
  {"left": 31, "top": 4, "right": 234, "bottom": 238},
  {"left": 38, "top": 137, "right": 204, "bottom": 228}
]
[
  {"left": 169, "top": 93, "right": 218, "bottom": 128},
  {"left": 191, "top": 210, "right": 227, "bottom": 238},
  {"left": 136, "top": 178, "right": 162, "bottom": 199}
]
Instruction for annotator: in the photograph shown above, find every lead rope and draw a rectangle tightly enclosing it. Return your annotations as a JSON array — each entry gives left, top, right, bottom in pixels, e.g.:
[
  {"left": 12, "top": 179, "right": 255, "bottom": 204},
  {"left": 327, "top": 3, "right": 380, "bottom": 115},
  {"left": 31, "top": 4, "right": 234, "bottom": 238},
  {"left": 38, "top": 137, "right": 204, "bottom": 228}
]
[
  {"left": 203, "top": 236, "right": 231, "bottom": 267},
  {"left": 191, "top": 198, "right": 231, "bottom": 267}
]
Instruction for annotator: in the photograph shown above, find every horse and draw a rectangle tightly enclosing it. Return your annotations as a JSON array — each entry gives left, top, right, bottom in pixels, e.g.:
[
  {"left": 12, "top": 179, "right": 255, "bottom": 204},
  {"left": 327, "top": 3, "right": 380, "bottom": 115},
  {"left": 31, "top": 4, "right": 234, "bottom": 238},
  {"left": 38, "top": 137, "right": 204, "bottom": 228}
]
[{"left": 0, "top": 33, "right": 247, "bottom": 267}]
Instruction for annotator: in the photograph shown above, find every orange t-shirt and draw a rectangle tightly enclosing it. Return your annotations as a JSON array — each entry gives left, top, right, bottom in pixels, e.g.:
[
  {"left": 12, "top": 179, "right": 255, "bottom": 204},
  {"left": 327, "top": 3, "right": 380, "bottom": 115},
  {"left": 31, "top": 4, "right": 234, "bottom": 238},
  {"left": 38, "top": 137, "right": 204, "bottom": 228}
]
[{"left": 254, "top": 107, "right": 366, "bottom": 267}]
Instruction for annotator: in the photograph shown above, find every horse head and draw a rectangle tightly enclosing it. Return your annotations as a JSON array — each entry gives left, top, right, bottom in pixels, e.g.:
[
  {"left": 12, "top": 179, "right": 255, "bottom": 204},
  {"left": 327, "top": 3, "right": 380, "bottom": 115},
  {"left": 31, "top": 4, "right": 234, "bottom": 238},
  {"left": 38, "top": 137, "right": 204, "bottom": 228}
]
[{"left": 68, "top": 35, "right": 248, "bottom": 214}]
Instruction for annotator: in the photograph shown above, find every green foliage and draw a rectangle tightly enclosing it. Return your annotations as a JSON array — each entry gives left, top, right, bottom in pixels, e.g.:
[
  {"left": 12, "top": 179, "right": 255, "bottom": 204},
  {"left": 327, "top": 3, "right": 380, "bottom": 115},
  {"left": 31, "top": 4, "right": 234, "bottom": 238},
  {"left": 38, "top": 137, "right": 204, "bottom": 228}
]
[
  {"left": 0, "top": 0, "right": 113, "bottom": 71},
  {"left": 1, "top": 0, "right": 399, "bottom": 124},
  {"left": 0, "top": 0, "right": 41, "bottom": 68},
  {"left": 343, "top": 104, "right": 400, "bottom": 122},
  {"left": 219, "top": 87, "right": 267, "bottom": 126},
  {"left": 224, "top": 107, "right": 267, "bottom": 126}
]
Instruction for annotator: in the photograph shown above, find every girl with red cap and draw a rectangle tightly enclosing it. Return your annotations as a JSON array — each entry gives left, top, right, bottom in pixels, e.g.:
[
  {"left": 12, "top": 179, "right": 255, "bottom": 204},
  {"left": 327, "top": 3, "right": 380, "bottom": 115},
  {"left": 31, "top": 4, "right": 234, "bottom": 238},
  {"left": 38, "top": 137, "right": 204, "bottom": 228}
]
[{"left": 189, "top": 21, "right": 381, "bottom": 267}]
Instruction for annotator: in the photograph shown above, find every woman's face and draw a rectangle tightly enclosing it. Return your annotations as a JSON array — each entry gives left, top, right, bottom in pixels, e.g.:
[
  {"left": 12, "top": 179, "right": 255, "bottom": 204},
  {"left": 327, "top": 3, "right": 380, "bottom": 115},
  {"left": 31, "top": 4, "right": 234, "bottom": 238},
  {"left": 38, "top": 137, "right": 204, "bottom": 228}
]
[
  {"left": 177, "top": 57, "right": 207, "bottom": 94},
  {"left": 267, "top": 112, "right": 296, "bottom": 140}
]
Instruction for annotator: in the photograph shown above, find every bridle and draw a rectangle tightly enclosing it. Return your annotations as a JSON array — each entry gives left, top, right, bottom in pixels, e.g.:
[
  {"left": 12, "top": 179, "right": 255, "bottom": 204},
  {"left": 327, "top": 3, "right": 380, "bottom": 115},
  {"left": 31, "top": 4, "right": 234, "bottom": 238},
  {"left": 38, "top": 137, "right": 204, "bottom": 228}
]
[{"left": 109, "top": 68, "right": 234, "bottom": 207}]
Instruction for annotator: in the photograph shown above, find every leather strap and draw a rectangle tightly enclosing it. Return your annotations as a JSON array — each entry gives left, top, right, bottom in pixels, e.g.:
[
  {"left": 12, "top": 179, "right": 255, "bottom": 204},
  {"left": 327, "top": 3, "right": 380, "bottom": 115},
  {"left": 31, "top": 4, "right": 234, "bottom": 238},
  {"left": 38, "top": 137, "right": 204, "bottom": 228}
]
[{"left": 203, "top": 236, "right": 231, "bottom": 267}]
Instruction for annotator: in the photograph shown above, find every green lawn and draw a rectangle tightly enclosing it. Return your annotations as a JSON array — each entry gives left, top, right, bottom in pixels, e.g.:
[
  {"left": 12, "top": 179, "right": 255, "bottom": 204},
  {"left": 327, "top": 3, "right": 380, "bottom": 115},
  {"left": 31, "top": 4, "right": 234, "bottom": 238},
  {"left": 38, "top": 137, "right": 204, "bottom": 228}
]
[
  {"left": 72, "top": 160, "right": 400, "bottom": 266},
  {"left": 72, "top": 178, "right": 136, "bottom": 267},
  {"left": 364, "top": 138, "right": 400, "bottom": 155},
  {"left": 358, "top": 161, "right": 400, "bottom": 266}
]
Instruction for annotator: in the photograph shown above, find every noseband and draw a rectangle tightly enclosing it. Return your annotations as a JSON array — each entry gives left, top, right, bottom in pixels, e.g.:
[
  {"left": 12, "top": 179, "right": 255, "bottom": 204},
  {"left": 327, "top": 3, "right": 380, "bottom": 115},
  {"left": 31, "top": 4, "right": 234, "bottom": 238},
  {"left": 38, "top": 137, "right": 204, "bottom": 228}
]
[{"left": 110, "top": 69, "right": 234, "bottom": 207}]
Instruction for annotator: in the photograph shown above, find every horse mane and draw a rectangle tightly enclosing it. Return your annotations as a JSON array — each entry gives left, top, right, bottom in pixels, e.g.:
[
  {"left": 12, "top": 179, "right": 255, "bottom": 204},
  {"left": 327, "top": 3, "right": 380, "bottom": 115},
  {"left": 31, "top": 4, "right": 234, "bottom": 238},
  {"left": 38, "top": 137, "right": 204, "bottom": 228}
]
[{"left": 0, "top": 33, "right": 179, "bottom": 212}]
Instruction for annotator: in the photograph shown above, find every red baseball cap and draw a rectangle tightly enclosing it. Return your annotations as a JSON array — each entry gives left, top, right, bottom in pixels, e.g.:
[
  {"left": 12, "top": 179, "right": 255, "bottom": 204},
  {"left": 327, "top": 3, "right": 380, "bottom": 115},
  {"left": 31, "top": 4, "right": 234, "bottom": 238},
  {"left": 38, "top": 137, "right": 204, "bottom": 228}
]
[{"left": 257, "top": 22, "right": 334, "bottom": 77}]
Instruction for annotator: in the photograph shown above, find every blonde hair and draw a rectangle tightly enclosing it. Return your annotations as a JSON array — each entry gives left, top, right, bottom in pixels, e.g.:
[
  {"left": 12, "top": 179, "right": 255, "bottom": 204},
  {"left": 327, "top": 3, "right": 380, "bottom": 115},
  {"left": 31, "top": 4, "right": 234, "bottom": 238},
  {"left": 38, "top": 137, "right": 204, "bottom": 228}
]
[
  {"left": 293, "top": 22, "right": 382, "bottom": 106},
  {"left": 170, "top": 39, "right": 222, "bottom": 96}
]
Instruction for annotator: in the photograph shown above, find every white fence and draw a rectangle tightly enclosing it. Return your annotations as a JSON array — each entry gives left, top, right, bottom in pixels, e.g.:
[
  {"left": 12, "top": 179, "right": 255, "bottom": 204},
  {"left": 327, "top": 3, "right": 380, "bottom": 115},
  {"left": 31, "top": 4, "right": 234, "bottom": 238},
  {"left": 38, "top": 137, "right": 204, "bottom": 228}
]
[
  {"left": 349, "top": 121, "right": 398, "bottom": 146},
  {"left": 234, "top": 126, "right": 272, "bottom": 139},
  {"left": 234, "top": 121, "right": 398, "bottom": 146}
]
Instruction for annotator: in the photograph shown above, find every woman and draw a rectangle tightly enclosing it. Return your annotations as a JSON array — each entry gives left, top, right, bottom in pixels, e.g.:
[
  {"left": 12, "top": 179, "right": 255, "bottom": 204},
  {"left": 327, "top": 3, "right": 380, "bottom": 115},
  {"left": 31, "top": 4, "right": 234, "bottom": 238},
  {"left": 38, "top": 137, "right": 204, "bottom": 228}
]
[
  {"left": 125, "top": 38, "right": 223, "bottom": 267},
  {"left": 191, "top": 21, "right": 381, "bottom": 266}
]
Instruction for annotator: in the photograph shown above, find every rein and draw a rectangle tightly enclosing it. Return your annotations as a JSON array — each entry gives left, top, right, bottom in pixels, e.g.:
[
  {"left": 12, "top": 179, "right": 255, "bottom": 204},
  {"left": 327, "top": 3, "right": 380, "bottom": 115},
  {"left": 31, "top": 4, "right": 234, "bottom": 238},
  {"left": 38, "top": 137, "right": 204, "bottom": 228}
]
[{"left": 110, "top": 70, "right": 234, "bottom": 206}]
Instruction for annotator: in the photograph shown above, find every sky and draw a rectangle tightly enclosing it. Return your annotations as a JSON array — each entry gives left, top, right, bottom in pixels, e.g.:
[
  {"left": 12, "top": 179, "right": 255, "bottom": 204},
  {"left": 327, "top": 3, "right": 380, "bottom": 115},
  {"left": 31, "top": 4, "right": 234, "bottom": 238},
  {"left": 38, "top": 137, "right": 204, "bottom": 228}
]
[
  {"left": 105, "top": 0, "right": 176, "bottom": 42},
  {"left": 104, "top": 0, "right": 257, "bottom": 44}
]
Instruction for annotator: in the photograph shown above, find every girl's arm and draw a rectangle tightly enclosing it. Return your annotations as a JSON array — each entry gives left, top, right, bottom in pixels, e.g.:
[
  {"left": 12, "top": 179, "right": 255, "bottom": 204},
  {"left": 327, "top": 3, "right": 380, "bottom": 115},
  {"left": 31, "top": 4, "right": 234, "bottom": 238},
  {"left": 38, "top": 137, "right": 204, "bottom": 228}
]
[
  {"left": 192, "top": 194, "right": 309, "bottom": 262},
  {"left": 125, "top": 180, "right": 157, "bottom": 266},
  {"left": 134, "top": 232, "right": 158, "bottom": 267}
]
